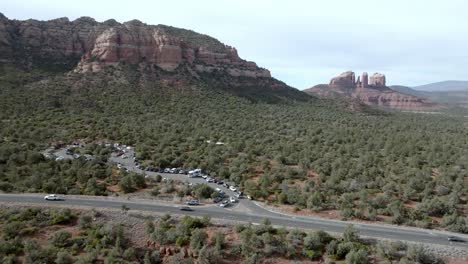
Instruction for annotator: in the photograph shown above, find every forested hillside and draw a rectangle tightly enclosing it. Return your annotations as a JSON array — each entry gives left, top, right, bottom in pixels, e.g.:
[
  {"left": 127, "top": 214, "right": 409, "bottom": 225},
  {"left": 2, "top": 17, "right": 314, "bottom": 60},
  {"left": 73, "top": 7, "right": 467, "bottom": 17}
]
[{"left": 0, "top": 65, "right": 467, "bottom": 232}]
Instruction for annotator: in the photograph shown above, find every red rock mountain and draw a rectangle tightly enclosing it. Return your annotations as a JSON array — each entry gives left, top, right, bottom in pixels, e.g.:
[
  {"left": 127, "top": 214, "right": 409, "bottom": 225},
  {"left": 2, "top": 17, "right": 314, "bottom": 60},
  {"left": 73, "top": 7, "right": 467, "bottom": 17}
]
[
  {"left": 305, "top": 71, "right": 441, "bottom": 110},
  {"left": 0, "top": 13, "right": 311, "bottom": 103},
  {"left": 0, "top": 13, "right": 270, "bottom": 78}
]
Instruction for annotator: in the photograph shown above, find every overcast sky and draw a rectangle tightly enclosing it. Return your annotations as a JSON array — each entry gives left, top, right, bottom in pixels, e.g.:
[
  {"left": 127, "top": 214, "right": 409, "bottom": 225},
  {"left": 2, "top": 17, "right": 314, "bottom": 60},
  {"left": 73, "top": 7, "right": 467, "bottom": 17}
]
[{"left": 2, "top": 0, "right": 468, "bottom": 89}]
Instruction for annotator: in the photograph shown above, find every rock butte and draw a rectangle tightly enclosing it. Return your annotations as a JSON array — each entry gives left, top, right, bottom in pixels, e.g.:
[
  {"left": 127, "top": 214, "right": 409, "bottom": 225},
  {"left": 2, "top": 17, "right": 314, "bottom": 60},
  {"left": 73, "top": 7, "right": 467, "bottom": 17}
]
[{"left": 306, "top": 71, "right": 441, "bottom": 111}]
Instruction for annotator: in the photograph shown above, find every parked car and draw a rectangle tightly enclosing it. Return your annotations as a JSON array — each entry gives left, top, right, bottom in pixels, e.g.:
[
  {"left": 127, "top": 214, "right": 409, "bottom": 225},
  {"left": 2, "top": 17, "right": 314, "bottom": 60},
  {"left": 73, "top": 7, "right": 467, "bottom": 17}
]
[
  {"left": 235, "top": 193, "right": 244, "bottom": 199},
  {"left": 219, "top": 200, "right": 230, "bottom": 207},
  {"left": 217, "top": 181, "right": 224, "bottom": 185},
  {"left": 44, "top": 194, "right": 63, "bottom": 201},
  {"left": 247, "top": 195, "right": 254, "bottom": 200},
  {"left": 229, "top": 196, "right": 238, "bottom": 203},
  {"left": 213, "top": 197, "right": 223, "bottom": 203},
  {"left": 223, "top": 183, "right": 229, "bottom": 188},
  {"left": 202, "top": 175, "right": 208, "bottom": 179},
  {"left": 164, "top": 168, "right": 170, "bottom": 173},
  {"left": 179, "top": 206, "right": 193, "bottom": 211},
  {"left": 186, "top": 200, "right": 200, "bottom": 206},
  {"left": 206, "top": 177, "right": 214, "bottom": 183},
  {"left": 229, "top": 186, "right": 237, "bottom": 192}
]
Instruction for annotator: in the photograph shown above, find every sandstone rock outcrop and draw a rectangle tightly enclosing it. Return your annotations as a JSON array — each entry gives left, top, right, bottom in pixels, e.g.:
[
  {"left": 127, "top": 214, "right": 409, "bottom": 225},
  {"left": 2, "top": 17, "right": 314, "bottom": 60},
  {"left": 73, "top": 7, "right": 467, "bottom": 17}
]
[
  {"left": 306, "top": 71, "right": 440, "bottom": 110},
  {"left": 0, "top": 13, "right": 271, "bottom": 78},
  {"left": 330, "top": 71, "right": 356, "bottom": 87},
  {"left": 369, "top": 73, "right": 386, "bottom": 87}
]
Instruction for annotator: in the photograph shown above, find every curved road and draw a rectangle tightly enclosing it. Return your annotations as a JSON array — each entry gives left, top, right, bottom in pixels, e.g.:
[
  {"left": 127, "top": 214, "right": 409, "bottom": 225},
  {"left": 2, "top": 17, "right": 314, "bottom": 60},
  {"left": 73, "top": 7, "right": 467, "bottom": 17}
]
[{"left": 0, "top": 193, "right": 467, "bottom": 249}]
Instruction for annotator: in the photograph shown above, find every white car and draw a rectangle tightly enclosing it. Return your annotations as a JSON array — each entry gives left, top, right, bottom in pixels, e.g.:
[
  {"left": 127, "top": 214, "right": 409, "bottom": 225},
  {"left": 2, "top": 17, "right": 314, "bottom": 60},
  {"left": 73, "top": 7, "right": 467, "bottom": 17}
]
[
  {"left": 229, "top": 196, "right": 238, "bottom": 203},
  {"left": 44, "top": 194, "right": 62, "bottom": 201},
  {"left": 229, "top": 186, "right": 237, "bottom": 192}
]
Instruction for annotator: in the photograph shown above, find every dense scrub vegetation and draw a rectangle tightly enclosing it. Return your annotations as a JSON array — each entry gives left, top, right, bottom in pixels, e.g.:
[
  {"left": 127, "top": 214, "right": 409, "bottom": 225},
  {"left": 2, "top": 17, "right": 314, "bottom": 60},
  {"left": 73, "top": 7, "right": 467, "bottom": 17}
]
[
  {"left": 0, "top": 65, "right": 467, "bottom": 232},
  {"left": 0, "top": 206, "right": 444, "bottom": 263}
]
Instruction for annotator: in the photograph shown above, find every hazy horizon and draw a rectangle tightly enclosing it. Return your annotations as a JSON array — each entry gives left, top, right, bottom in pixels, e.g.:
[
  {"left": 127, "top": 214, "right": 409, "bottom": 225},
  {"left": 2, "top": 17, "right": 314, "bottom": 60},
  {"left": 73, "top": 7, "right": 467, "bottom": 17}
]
[{"left": 2, "top": 0, "right": 468, "bottom": 90}]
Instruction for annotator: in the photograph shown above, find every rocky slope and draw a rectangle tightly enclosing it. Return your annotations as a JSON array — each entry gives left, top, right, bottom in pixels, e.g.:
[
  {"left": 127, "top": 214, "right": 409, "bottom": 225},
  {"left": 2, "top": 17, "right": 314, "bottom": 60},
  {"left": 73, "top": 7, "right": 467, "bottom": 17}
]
[
  {"left": 0, "top": 13, "right": 311, "bottom": 103},
  {"left": 305, "top": 71, "right": 441, "bottom": 110},
  {"left": 0, "top": 13, "right": 270, "bottom": 78}
]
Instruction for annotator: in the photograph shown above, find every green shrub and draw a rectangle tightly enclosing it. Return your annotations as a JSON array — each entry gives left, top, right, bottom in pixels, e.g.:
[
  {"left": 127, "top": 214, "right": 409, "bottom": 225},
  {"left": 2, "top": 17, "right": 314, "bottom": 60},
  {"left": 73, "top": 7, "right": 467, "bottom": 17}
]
[
  {"left": 176, "top": 236, "right": 190, "bottom": 247},
  {"left": 51, "top": 208, "right": 75, "bottom": 225},
  {"left": 303, "top": 249, "right": 322, "bottom": 260},
  {"left": 51, "top": 230, "right": 72, "bottom": 248}
]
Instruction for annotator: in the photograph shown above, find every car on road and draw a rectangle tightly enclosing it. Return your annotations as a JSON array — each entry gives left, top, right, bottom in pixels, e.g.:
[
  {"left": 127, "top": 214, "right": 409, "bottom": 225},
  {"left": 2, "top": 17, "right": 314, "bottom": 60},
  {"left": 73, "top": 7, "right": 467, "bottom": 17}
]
[
  {"left": 448, "top": 236, "right": 465, "bottom": 242},
  {"left": 179, "top": 206, "right": 193, "bottom": 211},
  {"left": 44, "top": 194, "right": 63, "bottom": 201}
]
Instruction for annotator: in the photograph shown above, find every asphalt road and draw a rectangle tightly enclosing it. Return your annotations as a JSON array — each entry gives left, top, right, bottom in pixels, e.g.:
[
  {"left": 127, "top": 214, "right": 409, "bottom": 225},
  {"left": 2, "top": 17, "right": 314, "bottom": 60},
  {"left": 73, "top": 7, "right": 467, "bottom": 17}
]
[
  {"left": 0, "top": 193, "right": 467, "bottom": 249},
  {"left": 34, "top": 146, "right": 468, "bottom": 249}
]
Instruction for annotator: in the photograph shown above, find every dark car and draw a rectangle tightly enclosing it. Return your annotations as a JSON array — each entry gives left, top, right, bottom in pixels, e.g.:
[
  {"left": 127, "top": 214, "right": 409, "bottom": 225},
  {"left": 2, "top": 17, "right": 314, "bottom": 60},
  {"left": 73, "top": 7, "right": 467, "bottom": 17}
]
[
  {"left": 217, "top": 181, "right": 224, "bottom": 185},
  {"left": 213, "top": 197, "right": 223, "bottom": 203},
  {"left": 179, "top": 206, "right": 193, "bottom": 211},
  {"left": 448, "top": 236, "right": 465, "bottom": 242}
]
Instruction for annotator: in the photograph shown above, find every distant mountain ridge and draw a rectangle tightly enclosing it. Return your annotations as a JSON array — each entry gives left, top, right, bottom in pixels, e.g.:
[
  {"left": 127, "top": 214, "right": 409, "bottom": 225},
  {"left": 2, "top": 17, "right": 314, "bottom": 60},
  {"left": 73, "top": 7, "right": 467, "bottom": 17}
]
[
  {"left": 392, "top": 85, "right": 468, "bottom": 108},
  {"left": 413, "top": 81, "right": 468, "bottom": 92}
]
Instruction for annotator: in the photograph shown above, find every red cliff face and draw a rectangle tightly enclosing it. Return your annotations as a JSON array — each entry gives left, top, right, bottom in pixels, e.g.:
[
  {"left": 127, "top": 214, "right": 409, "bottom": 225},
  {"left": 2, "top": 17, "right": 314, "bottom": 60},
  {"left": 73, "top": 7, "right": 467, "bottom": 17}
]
[
  {"left": 0, "top": 14, "right": 271, "bottom": 78},
  {"left": 306, "top": 71, "right": 441, "bottom": 110}
]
